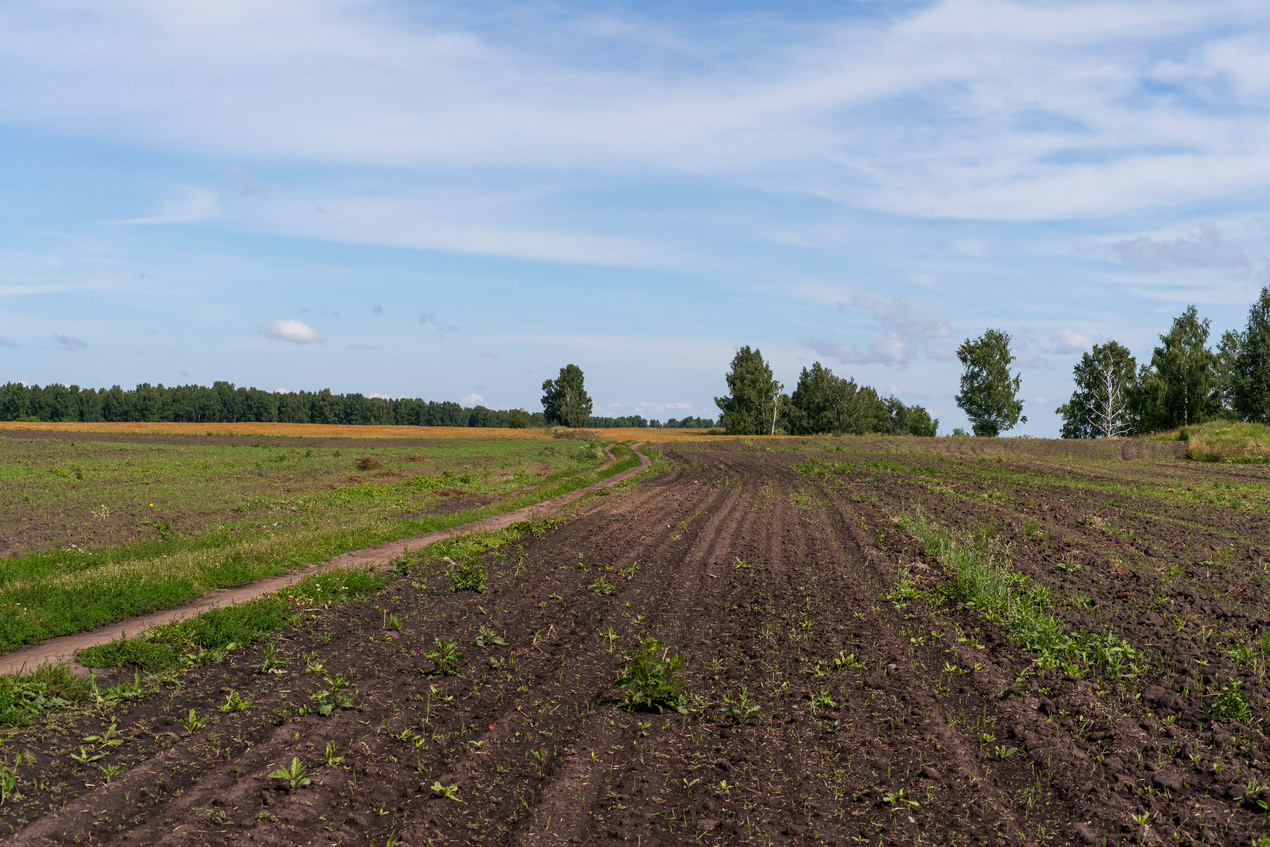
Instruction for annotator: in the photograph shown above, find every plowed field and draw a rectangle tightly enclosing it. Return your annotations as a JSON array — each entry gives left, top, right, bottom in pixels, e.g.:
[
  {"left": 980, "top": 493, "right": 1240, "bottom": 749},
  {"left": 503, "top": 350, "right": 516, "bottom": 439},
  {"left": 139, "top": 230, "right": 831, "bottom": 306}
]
[{"left": 4, "top": 438, "right": 1270, "bottom": 846}]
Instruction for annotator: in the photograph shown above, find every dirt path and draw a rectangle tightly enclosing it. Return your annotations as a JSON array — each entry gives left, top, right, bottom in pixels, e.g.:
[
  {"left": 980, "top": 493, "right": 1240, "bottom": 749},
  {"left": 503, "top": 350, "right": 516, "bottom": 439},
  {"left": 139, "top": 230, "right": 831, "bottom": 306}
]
[{"left": 0, "top": 444, "right": 650, "bottom": 677}]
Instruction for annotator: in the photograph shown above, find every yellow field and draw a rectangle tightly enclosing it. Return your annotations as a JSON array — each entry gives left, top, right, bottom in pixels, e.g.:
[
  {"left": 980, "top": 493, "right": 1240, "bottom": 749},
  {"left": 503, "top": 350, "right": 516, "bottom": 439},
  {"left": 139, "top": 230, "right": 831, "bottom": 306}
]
[{"left": 0, "top": 421, "right": 723, "bottom": 442}]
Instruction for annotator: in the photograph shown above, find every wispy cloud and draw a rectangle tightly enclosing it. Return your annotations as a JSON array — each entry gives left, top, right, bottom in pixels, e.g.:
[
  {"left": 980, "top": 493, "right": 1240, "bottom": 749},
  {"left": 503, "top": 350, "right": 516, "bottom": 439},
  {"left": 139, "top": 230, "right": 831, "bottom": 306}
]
[
  {"left": 108, "top": 186, "right": 218, "bottom": 225},
  {"left": 347, "top": 342, "right": 382, "bottom": 351},
  {"left": 0, "top": 336, "right": 17, "bottom": 347},
  {"left": 1111, "top": 224, "right": 1250, "bottom": 273},
  {"left": 461, "top": 392, "right": 484, "bottom": 405},
  {"left": 809, "top": 296, "right": 952, "bottom": 367},
  {"left": 53, "top": 333, "right": 87, "bottom": 350},
  {"left": 259, "top": 318, "right": 327, "bottom": 344},
  {"left": 420, "top": 313, "right": 458, "bottom": 339}
]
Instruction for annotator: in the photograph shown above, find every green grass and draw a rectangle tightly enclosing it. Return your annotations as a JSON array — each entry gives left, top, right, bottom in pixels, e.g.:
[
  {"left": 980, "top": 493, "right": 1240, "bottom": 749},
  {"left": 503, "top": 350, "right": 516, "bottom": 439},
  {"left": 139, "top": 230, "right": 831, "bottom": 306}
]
[
  {"left": 0, "top": 439, "right": 644, "bottom": 652},
  {"left": 77, "top": 566, "right": 387, "bottom": 673},
  {"left": 903, "top": 510, "right": 1145, "bottom": 682},
  {"left": 1183, "top": 421, "right": 1270, "bottom": 463}
]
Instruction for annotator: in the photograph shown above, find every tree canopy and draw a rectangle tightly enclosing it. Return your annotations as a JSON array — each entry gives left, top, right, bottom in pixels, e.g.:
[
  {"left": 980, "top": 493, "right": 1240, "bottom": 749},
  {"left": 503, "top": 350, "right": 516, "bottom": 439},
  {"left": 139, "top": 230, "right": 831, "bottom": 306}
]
[
  {"left": 715, "top": 346, "right": 779, "bottom": 435},
  {"left": 1230, "top": 286, "right": 1270, "bottom": 424},
  {"left": 1133, "top": 305, "right": 1221, "bottom": 431},
  {"left": 786, "top": 361, "right": 937, "bottom": 437},
  {"left": 955, "top": 329, "right": 1026, "bottom": 436},
  {"left": 1056, "top": 341, "right": 1137, "bottom": 439},
  {"left": 540, "top": 364, "right": 593, "bottom": 428}
]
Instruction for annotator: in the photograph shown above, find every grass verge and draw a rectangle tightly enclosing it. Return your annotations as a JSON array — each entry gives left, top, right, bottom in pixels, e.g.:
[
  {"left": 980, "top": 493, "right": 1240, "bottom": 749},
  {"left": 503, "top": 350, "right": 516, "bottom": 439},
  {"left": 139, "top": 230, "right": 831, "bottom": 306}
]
[
  {"left": 1183, "top": 421, "right": 1270, "bottom": 463},
  {"left": 0, "top": 443, "right": 644, "bottom": 653},
  {"left": 903, "top": 509, "right": 1145, "bottom": 682}
]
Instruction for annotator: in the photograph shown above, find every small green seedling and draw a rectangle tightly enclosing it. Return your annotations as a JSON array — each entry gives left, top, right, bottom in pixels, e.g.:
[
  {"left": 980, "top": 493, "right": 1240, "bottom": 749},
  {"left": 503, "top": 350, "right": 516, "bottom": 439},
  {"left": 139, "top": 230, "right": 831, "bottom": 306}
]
[
  {"left": 431, "top": 781, "right": 462, "bottom": 802},
  {"left": 269, "top": 757, "right": 312, "bottom": 789}
]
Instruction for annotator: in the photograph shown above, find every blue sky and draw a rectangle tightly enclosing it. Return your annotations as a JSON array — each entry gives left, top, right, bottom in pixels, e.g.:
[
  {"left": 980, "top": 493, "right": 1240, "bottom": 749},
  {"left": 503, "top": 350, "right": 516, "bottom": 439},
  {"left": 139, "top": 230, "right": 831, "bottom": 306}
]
[{"left": 3, "top": 0, "right": 1270, "bottom": 435}]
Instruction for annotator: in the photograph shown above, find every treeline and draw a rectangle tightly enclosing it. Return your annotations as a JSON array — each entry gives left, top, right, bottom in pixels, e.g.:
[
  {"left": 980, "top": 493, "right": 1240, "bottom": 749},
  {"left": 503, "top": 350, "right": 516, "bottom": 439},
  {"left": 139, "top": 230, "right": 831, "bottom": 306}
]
[
  {"left": 0, "top": 381, "right": 715, "bottom": 429},
  {"left": 715, "top": 348, "right": 938, "bottom": 437},
  {"left": 1058, "top": 286, "right": 1270, "bottom": 438}
]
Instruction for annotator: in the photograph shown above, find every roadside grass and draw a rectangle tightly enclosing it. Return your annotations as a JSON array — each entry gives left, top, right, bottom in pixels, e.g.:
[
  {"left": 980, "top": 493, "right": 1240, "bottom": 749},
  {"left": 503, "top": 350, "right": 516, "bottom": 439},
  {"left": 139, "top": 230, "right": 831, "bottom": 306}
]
[
  {"left": 0, "top": 441, "right": 643, "bottom": 653},
  {"left": 8, "top": 518, "right": 575, "bottom": 727},
  {"left": 903, "top": 509, "right": 1145, "bottom": 682},
  {"left": 1183, "top": 421, "right": 1270, "bottom": 464},
  {"left": 76, "top": 566, "right": 388, "bottom": 673}
]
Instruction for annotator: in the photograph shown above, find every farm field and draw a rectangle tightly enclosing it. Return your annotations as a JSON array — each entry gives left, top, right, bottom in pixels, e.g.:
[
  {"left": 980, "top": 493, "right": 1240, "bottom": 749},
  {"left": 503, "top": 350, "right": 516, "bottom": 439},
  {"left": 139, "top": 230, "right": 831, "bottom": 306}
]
[
  {"left": 4, "top": 436, "right": 1270, "bottom": 844},
  {"left": 0, "top": 427, "right": 641, "bottom": 653}
]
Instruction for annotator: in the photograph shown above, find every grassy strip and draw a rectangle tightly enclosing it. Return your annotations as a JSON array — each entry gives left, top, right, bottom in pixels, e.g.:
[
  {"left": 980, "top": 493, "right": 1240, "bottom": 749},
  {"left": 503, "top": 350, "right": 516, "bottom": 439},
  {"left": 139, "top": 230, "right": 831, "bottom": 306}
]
[
  {"left": 1183, "top": 421, "right": 1270, "bottom": 464},
  {"left": 3, "top": 518, "right": 568, "bottom": 727},
  {"left": 0, "top": 443, "right": 643, "bottom": 652},
  {"left": 902, "top": 509, "right": 1145, "bottom": 683}
]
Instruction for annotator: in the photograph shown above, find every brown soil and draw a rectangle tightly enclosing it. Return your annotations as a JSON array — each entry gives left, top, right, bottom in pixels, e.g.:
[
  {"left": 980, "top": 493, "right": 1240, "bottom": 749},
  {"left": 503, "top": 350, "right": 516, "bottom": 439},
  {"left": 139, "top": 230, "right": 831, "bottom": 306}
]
[{"left": 2, "top": 441, "right": 1269, "bottom": 845}]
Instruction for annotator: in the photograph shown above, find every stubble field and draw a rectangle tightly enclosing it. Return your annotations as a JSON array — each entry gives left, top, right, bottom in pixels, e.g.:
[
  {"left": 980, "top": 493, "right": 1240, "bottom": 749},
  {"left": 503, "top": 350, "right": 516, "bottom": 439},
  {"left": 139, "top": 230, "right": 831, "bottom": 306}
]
[{"left": 3, "top": 430, "right": 1270, "bottom": 845}]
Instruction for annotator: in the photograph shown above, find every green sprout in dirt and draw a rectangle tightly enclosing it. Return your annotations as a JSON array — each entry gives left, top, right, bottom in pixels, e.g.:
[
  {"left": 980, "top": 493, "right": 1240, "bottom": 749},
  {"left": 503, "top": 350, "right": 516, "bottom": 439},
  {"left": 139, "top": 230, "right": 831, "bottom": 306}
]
[
  {"left": 431, "top": 780, "right": 462, "bottom": 802},
  {"left": 322, "top": 743, "right": 343, "bottom": 767},
  {"left": 588, "top": 576, "right": 616, "bottom": 596},
  {"left": 721, "top": 688, "right": 761, "bottom": 724},
  {"left": 180, "top": 709, "right": 207, "bottom": 732},
  {"left": 474, "top": 626, "right": 507, "bottom": 648},
  {"left": 269, "top": 757, "right": 312, "bottom": 789},
  {"left": 311, "top": 672, "right": 356, "bottom": 716},
  {"left": 1213, "top": 678, "right": 1253, "bottom": 724},
  {"left": 218, "top": 689, "right": 251, "bottom": 713},
  {"left": 424, "top": 638, "right": 464, "bottom": 677},
  {"left": 256, "top": 643, "right": 288, "bottom": 674},
  {"left": 616, "top": 637, "right": 689, "bottom": 714},
  {"left": 83, "top": 720, "right": 123, "bottom": 748}
]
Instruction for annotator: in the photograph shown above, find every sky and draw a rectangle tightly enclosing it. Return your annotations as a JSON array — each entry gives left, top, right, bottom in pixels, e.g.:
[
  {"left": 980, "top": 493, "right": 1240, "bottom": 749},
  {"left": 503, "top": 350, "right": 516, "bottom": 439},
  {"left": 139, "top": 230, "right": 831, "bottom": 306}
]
[{"left": 3, "top": 0, "right": 1270, "bottom": 435}]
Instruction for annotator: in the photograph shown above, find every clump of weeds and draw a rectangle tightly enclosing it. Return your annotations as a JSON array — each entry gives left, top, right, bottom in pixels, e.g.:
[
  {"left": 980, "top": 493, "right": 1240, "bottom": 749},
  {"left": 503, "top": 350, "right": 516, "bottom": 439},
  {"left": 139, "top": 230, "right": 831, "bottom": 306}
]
[
  {"left": 424, "top": 638, "right": 464, "bottom": 677},
  {"left": 616, "top": 637, "right": 689, "bottom": 714}
]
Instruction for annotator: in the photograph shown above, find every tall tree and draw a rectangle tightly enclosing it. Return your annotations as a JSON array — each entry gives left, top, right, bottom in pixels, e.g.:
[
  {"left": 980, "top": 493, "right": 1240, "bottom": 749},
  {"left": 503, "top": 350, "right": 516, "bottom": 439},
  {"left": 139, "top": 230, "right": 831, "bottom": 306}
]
[
  {"left": 1231, "top": 286, "right": 1270, "bottom": 424},
  {"left": 1132, "top": 305, "right": 1220, "bottom": 431},
  {"left": 715, "top": 346, "right": 777, "bottom": 435},
  {"left": 955, "top": 329, "right": 1026, "bottom": 437},
  {"left": 1056, "top": 341, "right": 1137, "bottom": 439},
  {"left": 541, "top": 364, "right": 593, "bottom": 428}
]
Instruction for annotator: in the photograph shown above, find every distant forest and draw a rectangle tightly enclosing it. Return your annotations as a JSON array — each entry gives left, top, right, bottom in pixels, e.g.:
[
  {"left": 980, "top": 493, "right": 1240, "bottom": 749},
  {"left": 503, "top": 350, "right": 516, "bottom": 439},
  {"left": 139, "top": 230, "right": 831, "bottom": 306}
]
[{"left": 0, "top": 382, "right": 717, "bottom": 429}]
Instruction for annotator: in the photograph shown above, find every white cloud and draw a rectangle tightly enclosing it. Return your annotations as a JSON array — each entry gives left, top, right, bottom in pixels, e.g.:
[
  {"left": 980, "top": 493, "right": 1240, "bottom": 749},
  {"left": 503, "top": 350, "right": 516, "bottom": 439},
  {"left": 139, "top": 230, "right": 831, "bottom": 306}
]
[
  {"left": 809, "top": 296, "right": 951, "bottom": 367},
  {"left": 461, "top": 393, "right": 484, "bottom": 405},
  {"left": 1051, "top": 328, "right": 1100, "bottom": 354},
  {"left": 109, "top": 186, "right": 218, "bottom": 225},
  {"left": 6, "top": 0, "right": 1270, "bottom": 229},
  {"left": 0, "top": 336, "right": 17, "bottom": 347},
  {"left": 259, "top": 318, "right": 327, "bottom": 344}
]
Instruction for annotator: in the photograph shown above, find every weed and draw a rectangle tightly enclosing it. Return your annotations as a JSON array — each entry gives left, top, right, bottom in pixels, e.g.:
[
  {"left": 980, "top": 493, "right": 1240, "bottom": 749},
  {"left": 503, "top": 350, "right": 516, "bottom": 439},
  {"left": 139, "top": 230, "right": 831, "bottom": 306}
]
[
  {"left": 424, "top": 638, "right": 464, "bottom": 677},
  {"left": 732, "top": 556, "right": 751, "bottom": 569},
  {"left": 449, "top": 557, "right": 486, "bottom": 593},
  {"left": 269, "top": 757, "right": 312, "bottom": 790},
  {"left": 256, "top": 643, "right": 288, "bottom": 674},
  {"left": 588, "top": 576, "right": 617, "bottom": 596},
  {"left": 84, "top": 720, "right": 123, "bottom": 747},
  {"left": 721, "top": 688, "right": 761, "bottom": 723},
  {"left": 322, "top": 743, "right": 343, "bottom": 767},
  {"left": 616, "top": 637, "right": 689, "bottom": 714},
  {"left": 1213, "top": 679, "right": 1252, "bottom": 724},
  {"left": 431, "top": 781, "right": 462, "bottom": 802},
  {"left": 98, "top": 762, "right": 126, "bottom": 783},
  {"left": 218, "top": 690, "right": 251, "bottom": 713},
  {"left": 474, "top": 626, "right": 507, "bottom": 647},
  {"left": 180, "top": 709, "right": 207, "bottom": 732}
]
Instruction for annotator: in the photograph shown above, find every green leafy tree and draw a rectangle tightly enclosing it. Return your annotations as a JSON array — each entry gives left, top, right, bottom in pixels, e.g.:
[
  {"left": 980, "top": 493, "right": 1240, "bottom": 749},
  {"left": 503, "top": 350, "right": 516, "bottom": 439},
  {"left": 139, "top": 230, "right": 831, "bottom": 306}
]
[
  {"left": 1056, "top": 341, "right": 1137, "bottom": 439},
  {"left": 1131, "top": 305, "right": 1220, "bottom": 431},
  {"left": 955, "top": 329, "right": 1026, "bottom": 437},
  {"left": 507, "top": 408, "right": 531, "bottom": 429},
  {"left": 715, "top": 346, "right": 779, "bottom": 435},
  {"left": 1230, "top": 286, "right": 1270, "bottom": 424},
  {"left": 541, "top": 364, "right": 593, "bottom": 427}
]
